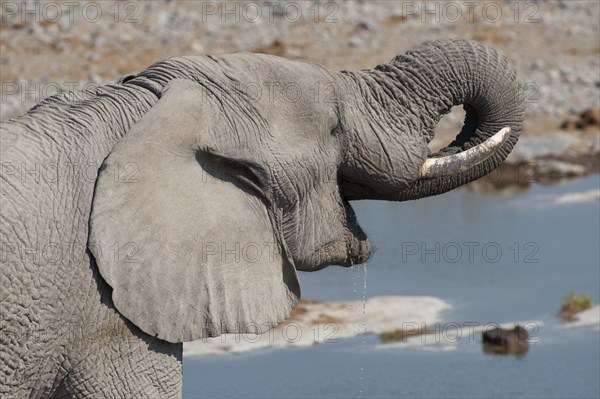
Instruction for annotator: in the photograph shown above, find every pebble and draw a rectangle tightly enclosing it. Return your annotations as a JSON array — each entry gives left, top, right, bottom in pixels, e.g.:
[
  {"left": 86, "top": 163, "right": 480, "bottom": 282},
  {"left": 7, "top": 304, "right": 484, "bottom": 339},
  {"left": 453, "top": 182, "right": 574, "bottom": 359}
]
[
  {"left": 190, "top": 41, "right": 204, "bottom": 53},
  {"left": 357, "top": 20, "right": 375, "bottom": 31},
  {"left": 348, "top": 37, "right": 362, "bottom": 48}
]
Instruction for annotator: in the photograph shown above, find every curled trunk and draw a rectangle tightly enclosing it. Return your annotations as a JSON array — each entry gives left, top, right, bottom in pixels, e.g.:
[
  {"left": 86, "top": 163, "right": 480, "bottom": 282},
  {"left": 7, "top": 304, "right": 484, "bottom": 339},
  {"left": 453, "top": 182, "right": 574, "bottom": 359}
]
[
  {"left": 348, "top": 39, "right": 525, "bottom": 201},
  {"left": 394, "top": 39, "right": 524, "bottom": 199}
]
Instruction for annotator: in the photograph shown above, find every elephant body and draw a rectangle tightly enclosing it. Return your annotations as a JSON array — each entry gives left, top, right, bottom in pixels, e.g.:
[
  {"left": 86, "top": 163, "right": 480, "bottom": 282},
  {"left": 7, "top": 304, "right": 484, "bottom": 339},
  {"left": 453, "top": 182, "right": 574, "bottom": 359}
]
[
  {"left": 1, "top": 83, "right": 183, "bottom": 396},
  {"left": 0, "top": 40, "right": 524, "bottom": 397}
]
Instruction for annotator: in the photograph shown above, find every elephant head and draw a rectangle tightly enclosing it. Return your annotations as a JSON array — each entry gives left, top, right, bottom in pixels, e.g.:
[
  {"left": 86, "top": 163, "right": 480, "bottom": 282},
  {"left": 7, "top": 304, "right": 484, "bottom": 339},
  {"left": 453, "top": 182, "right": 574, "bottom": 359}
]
[{"left": 89, "top": 39, "right": 524, "bottom": 343}]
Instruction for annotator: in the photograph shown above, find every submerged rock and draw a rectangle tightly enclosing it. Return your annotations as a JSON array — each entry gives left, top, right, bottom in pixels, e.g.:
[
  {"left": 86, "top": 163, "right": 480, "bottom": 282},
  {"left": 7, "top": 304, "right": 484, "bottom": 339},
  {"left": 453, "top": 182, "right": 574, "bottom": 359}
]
[{"left": 482, "top": 325, "right": 529, "bottom": 356}]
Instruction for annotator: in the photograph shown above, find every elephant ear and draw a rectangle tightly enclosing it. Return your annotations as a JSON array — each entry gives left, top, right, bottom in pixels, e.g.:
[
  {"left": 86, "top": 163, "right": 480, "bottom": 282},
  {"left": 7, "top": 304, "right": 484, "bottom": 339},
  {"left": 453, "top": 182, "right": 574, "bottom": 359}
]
[{"left": 89, "top": 79, "right": 300, "bottom": 343}]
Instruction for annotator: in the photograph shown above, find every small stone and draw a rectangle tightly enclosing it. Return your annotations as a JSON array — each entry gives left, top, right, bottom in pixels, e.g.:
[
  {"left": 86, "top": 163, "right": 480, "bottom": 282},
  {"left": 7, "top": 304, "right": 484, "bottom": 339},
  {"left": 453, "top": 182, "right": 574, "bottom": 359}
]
[
  {"left": 348, "top": 37, "right": 362, "bottom": 47},
  {"left": 530, "top": 59, "right": 545, "bottom": 70},
  {"left": 89, "top": 74, "right": 102, "bottom": 83},
  {"left": 580, "top": 108, "right": 600, "bottom": 126},
  {"left": 357, "top": 19, "right": 375, "bottom": 30},
  {"left": 190, "top": 41, "right": 204, "bottom": 53}
]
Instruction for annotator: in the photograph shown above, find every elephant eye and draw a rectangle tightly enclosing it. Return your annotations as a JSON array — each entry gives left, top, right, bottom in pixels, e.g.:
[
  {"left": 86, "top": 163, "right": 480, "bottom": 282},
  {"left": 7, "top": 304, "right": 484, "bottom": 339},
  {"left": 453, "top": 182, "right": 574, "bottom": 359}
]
[{"left": 330, "top": 119, "right": 342, "bottom": 136}]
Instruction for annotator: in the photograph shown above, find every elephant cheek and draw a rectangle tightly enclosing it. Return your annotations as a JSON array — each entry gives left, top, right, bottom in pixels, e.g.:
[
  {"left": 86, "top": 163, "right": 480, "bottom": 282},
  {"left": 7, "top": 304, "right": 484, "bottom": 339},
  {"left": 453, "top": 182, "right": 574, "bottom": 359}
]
[{"left": 291, "top": 198, "right": 372, "bottom": 271}]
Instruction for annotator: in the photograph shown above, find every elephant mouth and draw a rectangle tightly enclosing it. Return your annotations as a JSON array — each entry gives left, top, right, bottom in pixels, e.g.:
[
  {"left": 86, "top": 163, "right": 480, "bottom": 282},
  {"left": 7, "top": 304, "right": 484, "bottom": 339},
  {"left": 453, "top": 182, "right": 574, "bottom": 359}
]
[
  {"left": 340, "top": 180, "right": 377, "bottom": 201},
  {"left": 284, "top": 183, "right": 372, "bottom": 272},
  {"left": 341, "top": 195, "right": 372, "bottom": 267}
]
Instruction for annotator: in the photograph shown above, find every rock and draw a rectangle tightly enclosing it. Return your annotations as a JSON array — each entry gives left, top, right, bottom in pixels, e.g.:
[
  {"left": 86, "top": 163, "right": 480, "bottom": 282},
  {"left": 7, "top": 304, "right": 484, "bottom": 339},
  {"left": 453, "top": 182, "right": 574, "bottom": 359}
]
[
  {"left": 357, "top": 19, "right": 375, "bottom": 30},
  {"left": 535, "top": 160, "right": 587, "bottom": 177},
  {"left": 530, "top": 59, "right": 545, "bottom": 70},
  {"left": 348, "top": 37, "right": 362, "bottom": 48},
  {"left": 88, "top": 74, "right": 102, "bottom": 83},
  {"left": 506, "top": 131, "right": 577, "bottom": 163},
  {"left": 154, "top": 10, "right": 172, "bottom": 30},
  {"left": 482, "top": 325, "right": 529, "bottom": 356},
  {"left": 580, "top": 108, "right": 600, "bottom": 126},
  {"left": 252, "top": 40, "right": 286, "bottom": 56},
  {"left": 561, "top": 108, "right": 600, "bottom": 130},
  {"left": 190, "top": 41, "right": 204, "bottom": 53}
]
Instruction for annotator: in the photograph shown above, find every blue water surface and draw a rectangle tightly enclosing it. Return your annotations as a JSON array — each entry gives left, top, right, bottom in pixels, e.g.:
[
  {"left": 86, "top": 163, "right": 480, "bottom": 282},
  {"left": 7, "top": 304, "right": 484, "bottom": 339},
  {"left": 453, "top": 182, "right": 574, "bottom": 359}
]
[{"left": 184, "top": 175, "right": 600, "bottom": 398}]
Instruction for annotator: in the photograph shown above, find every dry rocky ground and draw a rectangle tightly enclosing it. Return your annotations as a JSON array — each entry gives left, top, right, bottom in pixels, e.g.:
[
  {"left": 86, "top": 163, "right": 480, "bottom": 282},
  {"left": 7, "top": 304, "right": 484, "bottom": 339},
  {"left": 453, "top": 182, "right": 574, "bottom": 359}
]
[{"left": 1, "top": 0, "right": 598, "bottom": 184}]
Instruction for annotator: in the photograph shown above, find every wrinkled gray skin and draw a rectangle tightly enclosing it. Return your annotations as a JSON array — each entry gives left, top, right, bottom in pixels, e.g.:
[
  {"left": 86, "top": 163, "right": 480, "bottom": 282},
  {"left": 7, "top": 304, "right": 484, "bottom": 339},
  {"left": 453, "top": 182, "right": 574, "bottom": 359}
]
[{"left": 0, "top": 40, "right": 524, "bottom": 397}]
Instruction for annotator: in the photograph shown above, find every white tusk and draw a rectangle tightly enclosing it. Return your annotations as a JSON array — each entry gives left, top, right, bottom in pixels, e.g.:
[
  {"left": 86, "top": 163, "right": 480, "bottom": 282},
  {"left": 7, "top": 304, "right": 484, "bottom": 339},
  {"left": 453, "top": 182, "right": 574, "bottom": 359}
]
[{"left": 419, "top": 127, "right": 511, "bottom": 179}]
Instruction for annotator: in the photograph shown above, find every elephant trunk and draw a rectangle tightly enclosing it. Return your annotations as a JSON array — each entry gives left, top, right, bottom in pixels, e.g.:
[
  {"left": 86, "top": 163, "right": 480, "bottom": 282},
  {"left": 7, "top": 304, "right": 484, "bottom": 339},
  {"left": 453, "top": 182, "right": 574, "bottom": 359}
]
[{"left": 344, "top": 39, "right": 525, "bottom": 201}]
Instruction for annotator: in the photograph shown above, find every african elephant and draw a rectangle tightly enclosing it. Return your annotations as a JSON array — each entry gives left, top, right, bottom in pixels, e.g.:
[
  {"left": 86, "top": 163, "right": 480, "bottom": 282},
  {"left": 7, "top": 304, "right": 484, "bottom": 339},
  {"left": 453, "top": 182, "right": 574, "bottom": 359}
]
[{"left": 0, "top": 39, "right": 524, "bottom": 397}]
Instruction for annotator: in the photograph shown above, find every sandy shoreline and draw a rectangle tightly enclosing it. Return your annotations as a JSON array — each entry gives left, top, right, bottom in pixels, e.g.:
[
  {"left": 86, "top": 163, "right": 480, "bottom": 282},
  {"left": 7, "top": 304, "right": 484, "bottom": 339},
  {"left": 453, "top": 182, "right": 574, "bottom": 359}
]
[
  {"left": 183, "top": 297, "right": 600, "bottom": 357},
  {"left": 183, "top": 296, "right": 450, "bottom": 357}
]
